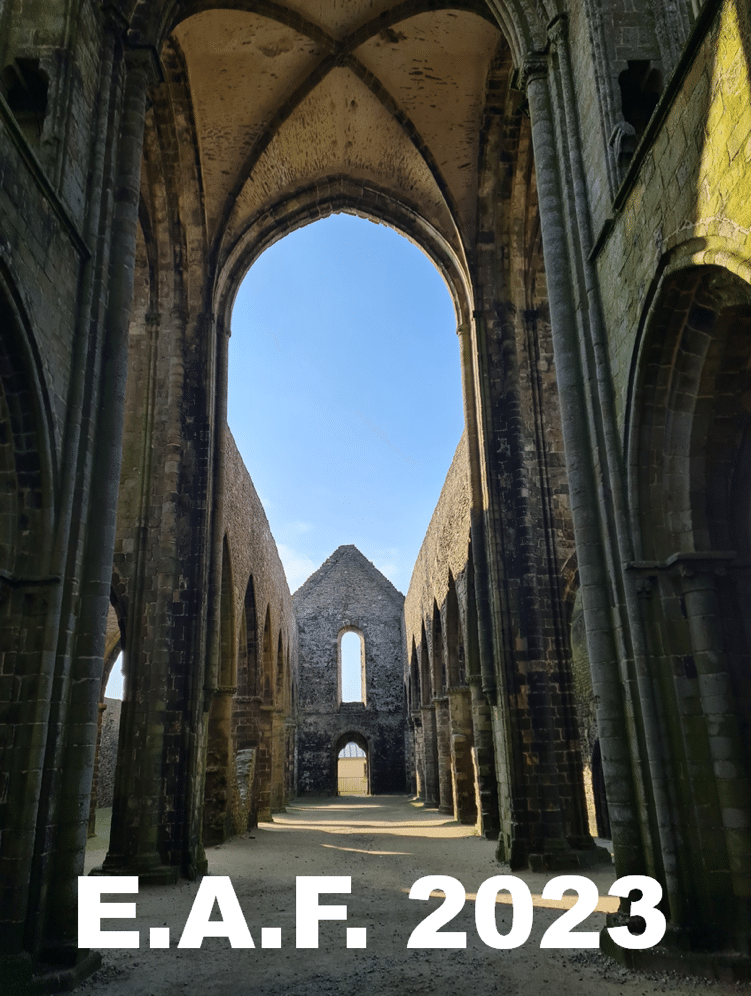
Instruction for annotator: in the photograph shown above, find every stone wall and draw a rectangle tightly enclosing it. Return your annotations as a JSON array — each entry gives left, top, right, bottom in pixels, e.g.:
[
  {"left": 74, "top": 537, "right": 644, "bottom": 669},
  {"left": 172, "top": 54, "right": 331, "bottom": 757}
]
[
  {"left": 3, "top": 1, "right": 751, "bottom": 986},
  {"left": 595, "top": 0, "right": 751, "bottom": 427},
  {"left": 403, "top": 433, "right": 472, "bottom": 645},
  {"left": 96, "top": 698, "right": 122, "bottom": 809},
  {"left": 403, "top": 434, "right": 494, "bottom": 829},
  {"left": 223, "top": 428, "right": 297, "bottom": 660},
  {"left": 203, "top": 427, "right": 298, "bottom": 840},
  {"left": 295, "top": 545, "right": 406, "bottom": 796}
]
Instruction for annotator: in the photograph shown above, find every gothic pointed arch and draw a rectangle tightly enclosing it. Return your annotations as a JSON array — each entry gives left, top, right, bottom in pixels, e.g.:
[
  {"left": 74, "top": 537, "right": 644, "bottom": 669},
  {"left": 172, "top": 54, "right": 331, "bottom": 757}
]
[
  {"left": 0, "top": 270, "right": 57, "bottom": 953},
  {"left": 237, "top": 573, "right": 258, "bottom": 699},
  {"left": 445, "top": 571, "right": 463, "bottom": 687},
  {"left": 629, "top": 261, "right": 751, "bottom": 949}
]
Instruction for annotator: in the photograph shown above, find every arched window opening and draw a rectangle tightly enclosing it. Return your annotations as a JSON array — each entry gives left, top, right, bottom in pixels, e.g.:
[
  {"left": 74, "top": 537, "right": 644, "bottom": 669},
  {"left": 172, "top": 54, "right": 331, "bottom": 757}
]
[
  {"left": 409, "top": 643, "right": 420, "bottom": 711},
  {"left": 218, "top": 536, "right": 236, "bottom": 688},
  {"left": 234, "top": 576, "right": 258, "bottom": 757},
  {"left": 261, "top": 607, "right": 273, "bottom": 702},
  {"left": 432, "top": 601, "right": 445, "bottom": 695},
  {"left": 2, "top": 58, "right": 49, "bottom": 141},
  {"left": 445, "top": 572, "right": 464, "bottom": 687},
  {"left": 339, "top": 629, "right": 365, "bottom": 704},
  {"left": 275, "top": 631, "right": 284, "bottom": 703},
  {"left": 618, "top": 60, "right": 662, "bottom": 144},
  {"left": 242, "top": 575, "right": 258, "bottom": 697},
  {"left": 283, "top": 647, "right": 291, "bottom": 712},
  {"left": 337, "top": 739, "right": 368, "bottom": 795},
  {"left": 420, "top": 624, "right": 431, "bottom": 707}
]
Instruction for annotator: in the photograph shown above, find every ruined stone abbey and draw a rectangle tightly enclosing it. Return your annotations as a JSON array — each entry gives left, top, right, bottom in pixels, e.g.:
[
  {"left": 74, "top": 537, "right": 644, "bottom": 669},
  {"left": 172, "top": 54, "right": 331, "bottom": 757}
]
[{"left": 2, "top": 0, "right": 751, "bottom": 989}]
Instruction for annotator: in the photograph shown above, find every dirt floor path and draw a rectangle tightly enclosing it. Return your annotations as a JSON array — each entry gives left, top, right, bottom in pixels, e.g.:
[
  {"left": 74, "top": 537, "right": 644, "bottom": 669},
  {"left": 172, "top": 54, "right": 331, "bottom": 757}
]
[{"left": 77, "top": 796, "right": 744, "bottom": 996}]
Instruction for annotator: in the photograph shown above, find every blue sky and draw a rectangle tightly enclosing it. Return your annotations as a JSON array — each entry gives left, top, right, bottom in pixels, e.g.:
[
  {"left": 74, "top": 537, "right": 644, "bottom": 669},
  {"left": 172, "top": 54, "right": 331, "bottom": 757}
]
[
  {"left": 105, "top": 213, "right": 463, "bottom": 698},
  {"left": 227, "top": 212, "right": 464, "bottom": 593}
]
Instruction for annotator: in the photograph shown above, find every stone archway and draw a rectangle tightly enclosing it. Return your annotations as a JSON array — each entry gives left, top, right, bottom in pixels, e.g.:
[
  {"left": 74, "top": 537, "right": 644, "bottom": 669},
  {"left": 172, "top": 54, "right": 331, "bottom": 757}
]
[
  {"left": 629, "top": 262, "right": 751, "bottom": 953},
  {"left": 335, "top": 732, "right": 370, "bottom": 797},
  {"left": 0, "top": 274, "right": 58, "bottom": 966}
]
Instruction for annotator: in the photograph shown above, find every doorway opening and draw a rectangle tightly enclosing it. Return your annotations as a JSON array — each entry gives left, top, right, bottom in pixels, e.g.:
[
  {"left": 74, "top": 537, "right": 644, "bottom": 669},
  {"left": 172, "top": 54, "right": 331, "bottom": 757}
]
[{"left": 336, "top": 736, "right": 369, "bottom": 796}]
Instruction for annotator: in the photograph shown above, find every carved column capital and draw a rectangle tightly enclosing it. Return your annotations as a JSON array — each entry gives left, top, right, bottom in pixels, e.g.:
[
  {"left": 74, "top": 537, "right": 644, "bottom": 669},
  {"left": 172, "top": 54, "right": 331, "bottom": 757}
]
[
  {"left": 665, "top": 550, "right": 736, "bottom": 583},
  {"left": 518, "top": 52, "right": 548, "bottom": 93},
  {"left": 124, "top": 42, "right": 164, "bottom": 89},
  {"left": 547, "top": 13, "right": 569, "bottom": 47}
]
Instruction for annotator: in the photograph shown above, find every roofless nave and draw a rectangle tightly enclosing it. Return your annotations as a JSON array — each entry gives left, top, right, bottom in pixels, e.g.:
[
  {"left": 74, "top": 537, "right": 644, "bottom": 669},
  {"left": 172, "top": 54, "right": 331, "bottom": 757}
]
[{"left": 2, "top": 0, "right": 751, "bottom": 990}]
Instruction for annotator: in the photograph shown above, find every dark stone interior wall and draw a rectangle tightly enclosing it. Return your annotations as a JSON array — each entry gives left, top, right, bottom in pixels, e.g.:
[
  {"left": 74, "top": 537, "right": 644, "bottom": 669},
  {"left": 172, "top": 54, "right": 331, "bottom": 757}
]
[{"left": 2, "top": 0, "right": 751, "bottom": 988}]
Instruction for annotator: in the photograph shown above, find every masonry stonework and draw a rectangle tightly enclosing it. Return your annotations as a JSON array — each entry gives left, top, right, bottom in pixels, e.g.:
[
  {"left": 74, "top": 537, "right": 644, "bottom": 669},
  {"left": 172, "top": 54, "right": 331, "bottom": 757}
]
[
  {"left": 295, "top": 546, "right": 406, "bottom": 797},
  {"left": 2, "top": 0, "right": 751, "bottom": 989}
]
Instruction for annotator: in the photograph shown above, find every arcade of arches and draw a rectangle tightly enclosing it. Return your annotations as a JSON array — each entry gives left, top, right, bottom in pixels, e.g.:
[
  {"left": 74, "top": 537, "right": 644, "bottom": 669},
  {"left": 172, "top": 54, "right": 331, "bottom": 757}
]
[{"left": 1, "top": 0, "right": 751, "bottom": 989}]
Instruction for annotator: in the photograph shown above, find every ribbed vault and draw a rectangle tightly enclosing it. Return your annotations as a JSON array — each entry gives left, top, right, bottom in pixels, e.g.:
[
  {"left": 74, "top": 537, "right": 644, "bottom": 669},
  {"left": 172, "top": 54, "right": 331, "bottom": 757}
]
[{"left": 146, "top": 1, "right": 508, "bottom": 308}]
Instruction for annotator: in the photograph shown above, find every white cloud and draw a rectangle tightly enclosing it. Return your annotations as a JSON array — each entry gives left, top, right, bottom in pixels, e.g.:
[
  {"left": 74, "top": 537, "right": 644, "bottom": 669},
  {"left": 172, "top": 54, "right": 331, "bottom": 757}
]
[
  {"left": 290, "top": 520, "right": 313, "bottom": 534},
  {"left": 277, "top": 544, "right": 317, "bottom": 591}
]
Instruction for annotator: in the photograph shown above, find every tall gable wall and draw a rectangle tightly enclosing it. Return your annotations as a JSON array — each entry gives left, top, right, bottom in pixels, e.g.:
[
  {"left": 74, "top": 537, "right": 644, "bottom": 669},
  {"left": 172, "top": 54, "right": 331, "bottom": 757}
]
[{"left": 294, "top": 545, "right": 406, "bottom": 795}]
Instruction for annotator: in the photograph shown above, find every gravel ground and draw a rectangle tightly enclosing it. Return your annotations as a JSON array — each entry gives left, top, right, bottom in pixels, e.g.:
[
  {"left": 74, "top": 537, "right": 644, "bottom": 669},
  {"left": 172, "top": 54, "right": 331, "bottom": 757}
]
[{"left": 75, "top": 796, "right": 750, "bottom": 996}]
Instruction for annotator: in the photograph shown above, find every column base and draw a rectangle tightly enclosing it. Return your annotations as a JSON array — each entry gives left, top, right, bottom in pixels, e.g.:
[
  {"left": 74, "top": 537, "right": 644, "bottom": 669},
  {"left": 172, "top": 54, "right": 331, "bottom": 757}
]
[
  {"left": 0, "top": 952, "right": 32, "bottom": 996},
  {"left": 14, "top": 950, "right": 103, "bottom": 996},
  {"left": 601, "top": 920, "right": 751, "bottom": 981},
  {"left": 499, "top": 834, "right": 612, "bottom": 871},
  {"left": 89, "top": 863, "right": 178, "bottom": 885}
]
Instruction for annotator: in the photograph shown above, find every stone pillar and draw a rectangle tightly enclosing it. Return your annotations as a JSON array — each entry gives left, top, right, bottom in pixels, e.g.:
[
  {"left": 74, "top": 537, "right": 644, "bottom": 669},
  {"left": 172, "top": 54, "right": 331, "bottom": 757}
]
[
  {"left": 411, "top": 715, "right": 426, "bottom": 799},
  {"left": 256, "top": 706, "right": 274, "bottom": 820},
  {"left": 270, "top": 710, "right": 286, "bottom": 811},
  {"left": 468, "top": 680, "right": 499, "bottom": 838},
  {"left": 42, "top": 44, "right": 162, "bottom": 969},
  {"left": 671, "top": 554, "right": 751, "bottom": 950},
  {"left": 203, "top": 686, "right": 235, "bottom": 845},
  {"left": 448, "top": 688, "right": 477, "bottom": 824},
  {"left": 420, "top": 706, "right": 440, "bottom": 806},
  {"left": 455, "top": 325, "right": 496, "bottom": 706},
  {"left": 523, "top": 53, "right": 643, "bottom": 876},
  {"left": 435, "top": 698, "right": 453, "bottom": 814},
  {"left": 284, "top": 718, "right": 296, "bottom": 806}
]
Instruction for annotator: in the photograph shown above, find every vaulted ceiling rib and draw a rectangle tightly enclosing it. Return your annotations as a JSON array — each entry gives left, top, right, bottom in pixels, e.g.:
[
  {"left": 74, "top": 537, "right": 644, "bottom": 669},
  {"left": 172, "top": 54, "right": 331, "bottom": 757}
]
[{"left": 170, "top": 1, "right": 504, "bottom": 272}]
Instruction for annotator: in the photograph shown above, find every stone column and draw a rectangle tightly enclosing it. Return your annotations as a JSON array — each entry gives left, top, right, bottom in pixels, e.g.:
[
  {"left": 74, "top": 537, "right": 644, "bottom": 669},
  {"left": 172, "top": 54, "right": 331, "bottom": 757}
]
[
  {"left": 670, "top": 553, "right": 751, "bottom": 950},
  {"left": 435, "top": 698, "right": 453, "bottom": 814},
  {"left": 523, "top": 53, "right": 644, "bottom": 876},
  {"left": 42, "top": 43, "right": 162, "bottom": 968},
  {"left": 455, "top": 324, "right": 496, "bottom": 705},
  {"left": 468, "top": 680, "right": 499, "bottom": 838},
  {"left": 256, "top": 705, "right": 274, "bottom": 820},
  {"left": 420, "top": 706, "right": 440, "bottom": 806},
  {"left": 203, "top": 685, "right": 236, "bottom": 845},
  {"left": 448, "top": 688, "right": 477, "bottom": 824},
  {"left": 270, "top": 709, "right": 286, "bottom": 811},
  {"left": 548, "top": 13, "right": 684, "bottom": 910},
  {"left": 411, "top": 714, "right": 426, "bottom": 799}
]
